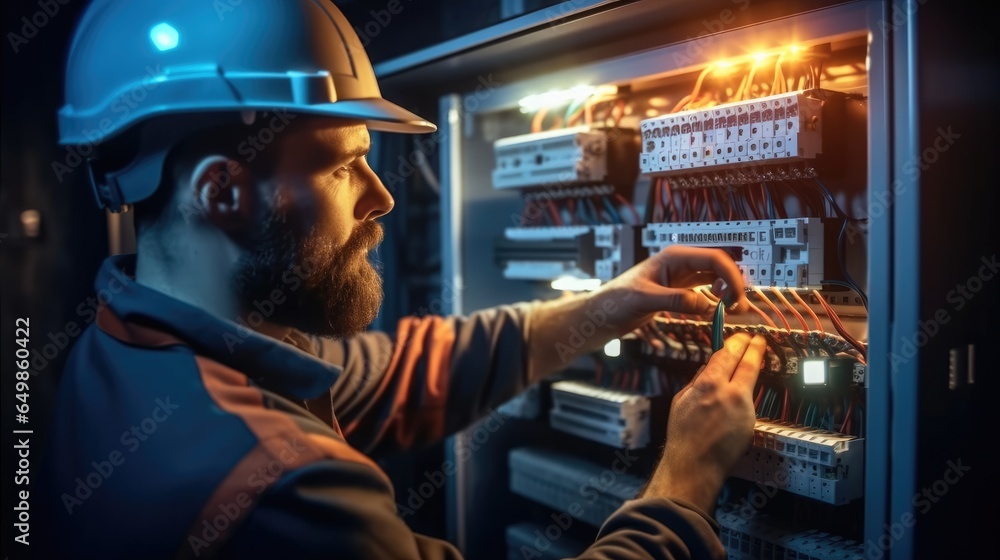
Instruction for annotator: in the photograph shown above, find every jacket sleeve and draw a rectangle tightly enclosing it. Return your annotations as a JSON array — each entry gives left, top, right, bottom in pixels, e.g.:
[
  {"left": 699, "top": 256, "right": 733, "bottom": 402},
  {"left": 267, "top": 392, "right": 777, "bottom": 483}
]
[
  {"left": 300, "top": 303, "right": 537, "bottom": 456},
  {"left": 221, "top": 462, "right": 724, "bottom": 560},
  {"left": 579, "top": 498, "right": 726, "bottom": 559}
]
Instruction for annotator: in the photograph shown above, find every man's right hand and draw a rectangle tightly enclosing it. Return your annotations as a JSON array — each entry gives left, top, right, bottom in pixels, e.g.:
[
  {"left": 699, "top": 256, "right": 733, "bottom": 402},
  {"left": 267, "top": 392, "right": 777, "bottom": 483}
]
[{"left": 641, "top": 332, "right": 767, "bottom": 513}]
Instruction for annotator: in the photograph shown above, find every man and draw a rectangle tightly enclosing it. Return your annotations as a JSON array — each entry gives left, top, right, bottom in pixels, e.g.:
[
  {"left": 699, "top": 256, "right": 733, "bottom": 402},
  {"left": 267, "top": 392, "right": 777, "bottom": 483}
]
[{"left": 38, "top": 1, "right": 767, "bottom": 558}]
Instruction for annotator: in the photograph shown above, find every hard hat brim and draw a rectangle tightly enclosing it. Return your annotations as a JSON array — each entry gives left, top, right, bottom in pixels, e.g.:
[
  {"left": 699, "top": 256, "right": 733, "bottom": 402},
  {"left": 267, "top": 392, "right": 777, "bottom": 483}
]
[{"left": 311, "top": 98, "right": 437, "bottom": 134}]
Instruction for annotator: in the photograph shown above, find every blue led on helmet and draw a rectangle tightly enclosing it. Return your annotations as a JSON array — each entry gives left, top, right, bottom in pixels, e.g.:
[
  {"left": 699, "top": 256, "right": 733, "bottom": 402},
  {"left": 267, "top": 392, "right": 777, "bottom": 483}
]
[{"left": 149, "top": 22, "right": 179, "bottom": 52}]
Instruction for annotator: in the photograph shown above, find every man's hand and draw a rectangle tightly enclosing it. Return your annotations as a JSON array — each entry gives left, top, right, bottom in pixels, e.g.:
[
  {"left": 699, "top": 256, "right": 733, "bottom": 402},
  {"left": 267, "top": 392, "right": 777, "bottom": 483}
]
[
  {"left": 527, "top": 246, "right": 749, "bottom": 381},
  {"left": 599, "top": 245, "right": 749, "bottom": 326},
  {"left": 642, "top": 333, "right": 766, "bottom": 513}
]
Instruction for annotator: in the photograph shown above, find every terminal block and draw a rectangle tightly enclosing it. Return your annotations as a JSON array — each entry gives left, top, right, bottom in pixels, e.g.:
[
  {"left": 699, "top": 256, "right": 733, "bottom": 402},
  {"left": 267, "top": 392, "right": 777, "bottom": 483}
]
[
  {"left": 640, "top": 90, "right": 826, "bottom": 175},
  {"left": 509, "top": 447, "right": 645, "bottom": 527},
  {"left": 549, "top": 381, "right": 651, "bottom": 449},
  {"left": 731, "top": 420, "right": 864, "bottom": 505},
  {"left": 642, "top": 218, "right": 825, "bottom": 288},
  {"left": 716, "top": 506, "right": 864, "bottom": 559},
  {"left": 493, "top": 126, "right": 639, "bottom": 190}
]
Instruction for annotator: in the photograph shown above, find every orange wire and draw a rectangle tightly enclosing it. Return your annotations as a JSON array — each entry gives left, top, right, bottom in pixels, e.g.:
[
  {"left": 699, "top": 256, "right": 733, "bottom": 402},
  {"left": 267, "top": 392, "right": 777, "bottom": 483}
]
[
  {"left": 770, "top": 287, "right": 809, "bottom": 332},
  {"left": 531, "top": 107, "right": 548, "bottom": 133},
  {"left": 697, "top": 285, "right": 720, "bottom": 303},
  {"left": 753, "top": 287, "right": 791, "bottom": 332},
  {"left": 746, "top": 297, "right": 778, "bottom": 329},
  {"left": 790, "top": 289, "right": 824, "bottom": 333}
]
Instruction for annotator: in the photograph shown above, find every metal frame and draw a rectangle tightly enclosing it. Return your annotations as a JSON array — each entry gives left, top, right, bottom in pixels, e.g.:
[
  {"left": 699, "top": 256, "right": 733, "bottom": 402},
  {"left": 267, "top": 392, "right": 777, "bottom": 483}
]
[
  {"left": 864, "top": 1, "right": 894, "bottom": 556},
  {"left": 888, "top": 0, "right": 920, "bottom": 557}
]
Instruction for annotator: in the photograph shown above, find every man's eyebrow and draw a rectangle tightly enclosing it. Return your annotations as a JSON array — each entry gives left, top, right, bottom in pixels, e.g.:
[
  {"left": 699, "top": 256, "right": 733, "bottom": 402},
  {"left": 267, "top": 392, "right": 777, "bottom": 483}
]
[
  {"left": 309, "top": 143, "right": 370, "bottom": 169},
  {"left": 342, "top": 144, "right": 370, "bottom": 160}
]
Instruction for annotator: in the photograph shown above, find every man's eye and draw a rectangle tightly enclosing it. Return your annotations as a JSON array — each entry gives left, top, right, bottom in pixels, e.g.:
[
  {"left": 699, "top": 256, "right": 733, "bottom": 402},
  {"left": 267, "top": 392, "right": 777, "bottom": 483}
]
[{"left": 333, "top": 165, "right": 352, "bottom": 178}]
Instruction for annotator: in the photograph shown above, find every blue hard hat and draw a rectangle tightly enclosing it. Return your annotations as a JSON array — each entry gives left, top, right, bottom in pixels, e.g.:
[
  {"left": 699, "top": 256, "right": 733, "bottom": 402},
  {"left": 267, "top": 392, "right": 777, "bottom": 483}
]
[{"left": 60, "top": 0, "right": 436, "bottom": 209}]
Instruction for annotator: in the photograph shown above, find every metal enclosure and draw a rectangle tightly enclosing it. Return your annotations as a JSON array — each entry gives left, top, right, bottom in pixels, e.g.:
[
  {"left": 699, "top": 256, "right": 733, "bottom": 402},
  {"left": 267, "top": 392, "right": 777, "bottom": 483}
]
[{"left": 373, "top": 0, "right": 994, "bottom": 557}]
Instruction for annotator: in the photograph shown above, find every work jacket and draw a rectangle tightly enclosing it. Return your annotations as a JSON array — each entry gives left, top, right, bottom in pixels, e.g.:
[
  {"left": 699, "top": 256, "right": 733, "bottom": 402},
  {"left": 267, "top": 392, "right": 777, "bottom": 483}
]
[{"left": 37, "top": 254, "right": 723, "bottom": 559}]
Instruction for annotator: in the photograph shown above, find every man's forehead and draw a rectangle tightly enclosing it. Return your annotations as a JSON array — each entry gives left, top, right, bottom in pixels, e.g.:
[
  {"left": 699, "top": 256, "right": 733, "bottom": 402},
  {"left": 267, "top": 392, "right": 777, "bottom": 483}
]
[{"left": 303, "top": 120, "right": 370, "bottom": 153}]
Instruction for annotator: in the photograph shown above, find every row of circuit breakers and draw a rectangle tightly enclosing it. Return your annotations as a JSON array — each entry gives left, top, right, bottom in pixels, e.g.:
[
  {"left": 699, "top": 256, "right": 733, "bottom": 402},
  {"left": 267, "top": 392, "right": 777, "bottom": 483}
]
[
  {"left": 492, "top": 89, "right": 858, "bottom": 288},
  {"left": 498, "top": 219, "right": 826, "bottom": 288}
]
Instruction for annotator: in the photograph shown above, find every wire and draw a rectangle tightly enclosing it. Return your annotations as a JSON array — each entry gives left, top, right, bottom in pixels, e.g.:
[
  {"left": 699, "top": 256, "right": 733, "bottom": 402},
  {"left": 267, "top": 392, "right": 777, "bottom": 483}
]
[
  {"left": 770, "top": 287, "right": 809, "bottom": 332},
  {"left": 840, "top": 399, "right": 854, "bottom": 434},
  {"left": 812, "top": 289, "right": 867, "bottom": 362},
  {"left": 665, "top": 179, "right": 679, "bottom": 222},
  {"left": 833, "top": 219, "right": 869, "bottom": 311},
  {"left": 753, "top": 287, "right": 791, "bottom": 332},
  {"left": 790, "top": 289, "right": 824, "bottom": 333},
  {"left": 602, "top": 195, "right": 622, "bottom": 224},
  {"left": 673, "top": 64, "right": 716, "bottom": 113},
  {"left": 546, "top": 199, "right": 562, "bottom": 226},
  {"left": 811, "top": 178, "right": 851, "bottom": 220},
  {"left": 531, "top": 107, "right": 549, "bottom": 133},
  {"left": 746, "top": 297, "right": 779, "bottom": 329},
  {"left": 697, "top": 285, "right": 720, "bottom": 303},
  {"left": 613, "top": 192, "right": 641, "bottom": 224}
]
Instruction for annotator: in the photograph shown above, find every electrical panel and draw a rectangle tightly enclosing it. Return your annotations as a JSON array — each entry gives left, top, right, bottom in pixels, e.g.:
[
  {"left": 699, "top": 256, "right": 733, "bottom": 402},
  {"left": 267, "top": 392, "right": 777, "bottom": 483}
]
[{"left": 444, "top": 5, "right": 875, "bottom": 558}]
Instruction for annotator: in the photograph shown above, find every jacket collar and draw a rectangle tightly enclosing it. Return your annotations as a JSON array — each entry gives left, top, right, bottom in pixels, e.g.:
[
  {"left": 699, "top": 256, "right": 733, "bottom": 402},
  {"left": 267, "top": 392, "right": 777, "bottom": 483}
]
[{"left": 94, "top": 254, "right": 338, "bottom": 400}]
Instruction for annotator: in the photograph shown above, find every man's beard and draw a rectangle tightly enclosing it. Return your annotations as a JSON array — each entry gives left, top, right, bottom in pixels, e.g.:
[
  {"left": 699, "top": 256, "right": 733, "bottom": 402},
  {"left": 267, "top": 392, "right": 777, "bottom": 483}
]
[{"left": 233, "top": 206, "right": 385, "bottom": 339}]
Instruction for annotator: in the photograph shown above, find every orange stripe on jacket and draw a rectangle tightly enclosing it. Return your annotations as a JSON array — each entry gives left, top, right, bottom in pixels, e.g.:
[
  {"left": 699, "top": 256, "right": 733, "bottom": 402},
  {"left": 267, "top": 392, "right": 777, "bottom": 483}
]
[
  {"left": 342, "top": 316, "right": 455, "bottom": 450},
  {"left": 96, "top": 305, "right": 184, "bottom": 348},
  {"left": 175, "top": 357, "right": 384, "bottom": 559}
]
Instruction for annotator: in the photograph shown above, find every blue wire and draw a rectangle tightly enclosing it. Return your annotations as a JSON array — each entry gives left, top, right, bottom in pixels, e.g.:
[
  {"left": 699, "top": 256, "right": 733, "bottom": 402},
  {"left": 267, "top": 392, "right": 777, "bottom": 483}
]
[
  {"left": 602, "top": 195, "right": 622, "bottom": 224},
  {"left": 812, "top": 178, "right": 852, "bottom": 220},
  {"left": 585, "top": 197, "right": 601, "bottom": 224},
  {"left": 728, "top": 187, "right": 739, "bottom": 219},
  {"left": 577, "top": 198, "right": 591, "bottom": 225},
  {"left": 711, "top": 188, "right": 725, "bottom": 221}
]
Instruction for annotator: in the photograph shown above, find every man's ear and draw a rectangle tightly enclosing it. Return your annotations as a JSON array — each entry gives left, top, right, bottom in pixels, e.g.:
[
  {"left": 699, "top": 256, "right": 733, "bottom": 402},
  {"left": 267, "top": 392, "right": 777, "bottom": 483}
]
[{"left": 189, "top": 156, "right": 257, "bottom": 232}]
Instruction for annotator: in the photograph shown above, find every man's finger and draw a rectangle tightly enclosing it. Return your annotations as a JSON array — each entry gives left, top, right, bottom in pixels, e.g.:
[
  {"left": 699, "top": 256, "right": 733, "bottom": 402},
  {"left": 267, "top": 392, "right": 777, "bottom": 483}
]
[
  {"left": 660, "top": 246, "right": 747, "bottom": 310},
  {"left": 730, "top": 335, "right": 767, "bottom": 390},
  {"left": 693, "top": 332, "right": 752, "bottom": 386},
  {"left": 637, "top": 286, "right": 713, "bottom": 316}
]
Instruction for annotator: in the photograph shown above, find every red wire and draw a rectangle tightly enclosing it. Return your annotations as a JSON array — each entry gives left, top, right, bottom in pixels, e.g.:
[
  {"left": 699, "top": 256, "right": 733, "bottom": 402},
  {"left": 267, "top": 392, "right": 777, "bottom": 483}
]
[
  {"left": 814, "top": 290, "right": 867, "bottom": 362},
  {"left": 567, "top": 197, "right": 577, "bottom": 225},
  {"left": 840, "top": 399, "right": 854, "bottom": 434},
  {"left": 795, "top": 399, "right": 805, "bottom": 424},
  {"left": 547, "top": 200, "right": 562, "bottom": 226},
  {"left": 754, "top": 385, "right": 765, "bottom": 410},
  {"left": 782, "top": 388, "right": 790, "bottom": 422},
  {"left": 666, "top": 179, "right": 679, "bottom": 221}
]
